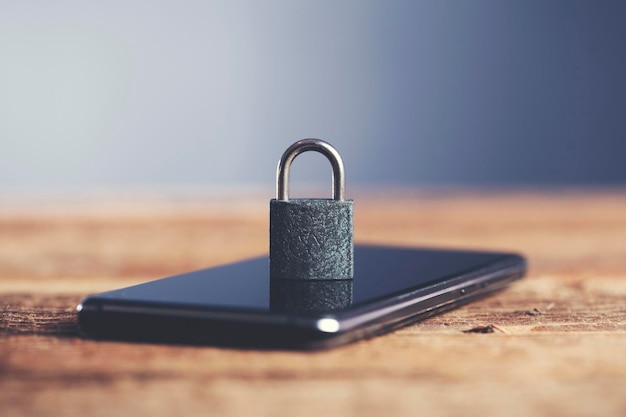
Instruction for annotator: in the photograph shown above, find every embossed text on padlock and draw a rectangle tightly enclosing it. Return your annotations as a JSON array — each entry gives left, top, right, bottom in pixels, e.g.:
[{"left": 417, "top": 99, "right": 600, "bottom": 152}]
[{"left": 270, "top": 139, "right": 354, "bottom": 280}]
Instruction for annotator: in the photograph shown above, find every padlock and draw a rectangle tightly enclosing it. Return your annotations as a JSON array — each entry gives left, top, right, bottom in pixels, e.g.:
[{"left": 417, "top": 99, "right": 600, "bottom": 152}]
[{"left": 270, "top": 139, "right": 354, "bottom": 280}]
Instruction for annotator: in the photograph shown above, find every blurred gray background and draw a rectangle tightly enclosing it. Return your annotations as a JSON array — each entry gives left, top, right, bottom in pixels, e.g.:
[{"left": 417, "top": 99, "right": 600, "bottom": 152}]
[{"left": 1, "top": 1, "right": 625, "bottom": 194}]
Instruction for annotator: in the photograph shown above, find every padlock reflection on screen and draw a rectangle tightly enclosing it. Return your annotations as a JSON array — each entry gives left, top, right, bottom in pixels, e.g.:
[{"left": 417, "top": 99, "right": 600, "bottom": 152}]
[
  {"left": 270, "top": 279, "right": 353, "bottom": 315},
  {"left": 269, "top": 139, "right": 354, "bottom": 280}
]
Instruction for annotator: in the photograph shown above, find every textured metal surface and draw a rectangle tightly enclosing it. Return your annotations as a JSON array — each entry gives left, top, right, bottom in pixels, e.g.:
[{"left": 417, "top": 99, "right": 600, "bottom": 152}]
[
  {"left": 270, "top": 279, "right": 353, "bottom": 315},
  {"left": 270, "top": 199, "right": 354, "bottom": 280}
]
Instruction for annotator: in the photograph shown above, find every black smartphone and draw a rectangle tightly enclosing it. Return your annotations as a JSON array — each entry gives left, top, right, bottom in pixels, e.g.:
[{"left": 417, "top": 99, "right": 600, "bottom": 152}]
[{"left": 77, "top": 245, "right": 525, "bottom": 349}]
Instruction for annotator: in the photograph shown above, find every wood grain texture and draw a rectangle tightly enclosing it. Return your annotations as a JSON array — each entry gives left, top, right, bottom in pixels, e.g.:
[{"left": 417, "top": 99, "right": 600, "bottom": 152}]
[{"left": 1, "top": 190, "right": 625, "bottom": 417}]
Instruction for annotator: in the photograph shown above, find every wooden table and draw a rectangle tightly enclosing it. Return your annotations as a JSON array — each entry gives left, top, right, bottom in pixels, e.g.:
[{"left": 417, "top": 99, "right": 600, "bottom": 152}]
[{"left": 1, "top": 189, "right": 625, "bottom": 417}]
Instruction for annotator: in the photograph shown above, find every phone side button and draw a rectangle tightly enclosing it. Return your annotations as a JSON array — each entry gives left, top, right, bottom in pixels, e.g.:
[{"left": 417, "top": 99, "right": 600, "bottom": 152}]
[{"left": 460, "top": 284, "right": 479, "bottom": 296}]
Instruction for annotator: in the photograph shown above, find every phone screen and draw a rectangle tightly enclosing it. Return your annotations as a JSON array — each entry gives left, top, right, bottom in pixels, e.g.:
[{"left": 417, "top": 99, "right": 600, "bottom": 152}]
[{"left": 87, "top": 246, "right": 513, "bottom": 313}]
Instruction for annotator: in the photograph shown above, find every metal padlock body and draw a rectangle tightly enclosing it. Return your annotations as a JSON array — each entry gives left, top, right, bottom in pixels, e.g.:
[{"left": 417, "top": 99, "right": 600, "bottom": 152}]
[
  {"left": 270, "top": 198, "right": 354, "bottom": 280},
  {"left": 269, "top": 139, "right": 354, "bottom": 280}
]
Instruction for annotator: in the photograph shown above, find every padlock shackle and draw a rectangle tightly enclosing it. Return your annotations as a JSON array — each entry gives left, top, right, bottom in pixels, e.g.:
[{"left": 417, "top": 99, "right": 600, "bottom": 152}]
[{"left": 276, "top": 139, "right": 345, "bottom": 201}]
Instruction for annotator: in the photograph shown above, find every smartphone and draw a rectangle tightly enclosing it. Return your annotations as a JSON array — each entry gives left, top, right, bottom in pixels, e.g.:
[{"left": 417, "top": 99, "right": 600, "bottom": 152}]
[{"left": 77, "top": 245, "right": 525, "bottom": 349}]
